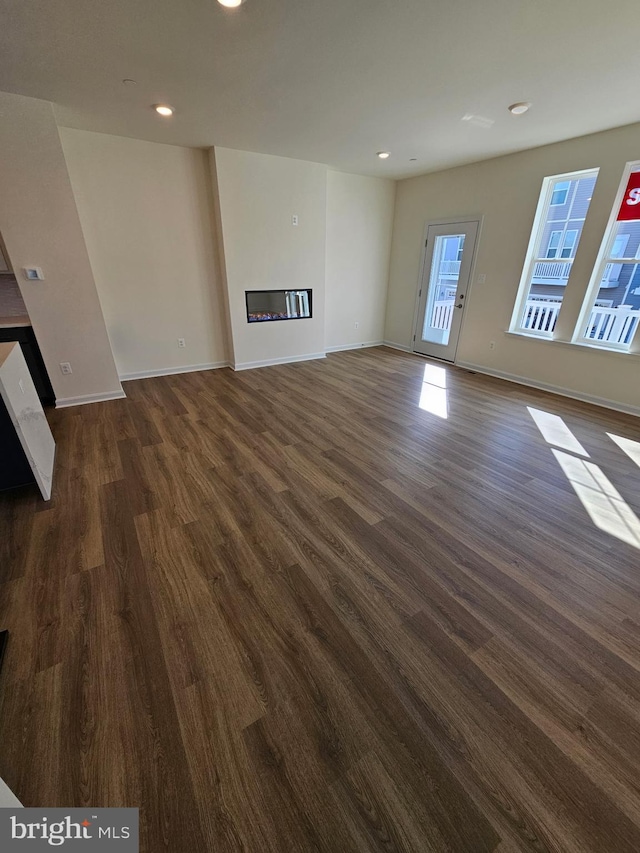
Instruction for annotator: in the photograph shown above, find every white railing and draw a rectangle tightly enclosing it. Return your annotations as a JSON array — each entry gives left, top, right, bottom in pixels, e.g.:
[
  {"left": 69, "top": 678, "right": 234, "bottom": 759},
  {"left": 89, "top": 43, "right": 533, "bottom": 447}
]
[
  {"left": 532, "top": 259, "right": 635, "bottom": 287},
  {"left": 431, "top": 300, "right": 454, "bottom": 330},
  {"left": 531, "top": 261, "right": 571, "bottom": 282},
  {"left": 523, "top": 298, "right": 562, "bottom": 333},
  {"left": 585, "top": 305, "right": 640, "bottom": 345},
  {"left": 523, "top": 297, "right": 640, "bottom": 344}
]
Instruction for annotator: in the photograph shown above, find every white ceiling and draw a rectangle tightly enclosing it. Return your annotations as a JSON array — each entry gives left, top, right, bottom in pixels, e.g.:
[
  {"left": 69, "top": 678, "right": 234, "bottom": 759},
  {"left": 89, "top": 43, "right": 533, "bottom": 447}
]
[{"left": 1, "top": 0, "right": 640, "bottom": 179}]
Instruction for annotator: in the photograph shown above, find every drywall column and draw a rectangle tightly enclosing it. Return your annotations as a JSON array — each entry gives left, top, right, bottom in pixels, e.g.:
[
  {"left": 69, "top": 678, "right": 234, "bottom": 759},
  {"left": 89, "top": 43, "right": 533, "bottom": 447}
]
[
  {"left": 60, "top": 129, "right": 230, "bottom": 379},
  {"left": 0, "top": 91, "right": 122, "bottom": 405},
  {"left": 207, "top": 148, "right": 235, "bottom": 369},
  {"left": 213, "top": 147, "right": 327, "bottom": 369}
]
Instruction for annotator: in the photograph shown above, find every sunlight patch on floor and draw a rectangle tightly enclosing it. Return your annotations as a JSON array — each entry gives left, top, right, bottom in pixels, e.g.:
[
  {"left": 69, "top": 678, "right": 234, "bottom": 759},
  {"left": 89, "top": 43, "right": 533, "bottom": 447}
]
[
  {"left": 527, "top": 407, "right": 589, "bottom": 456},
  {"left": 526, "top": 408, "right": 639, "bottom": 549},
  {"left": 608, "top": 433, "right": 640, "bottom": 470},
  {"left": 418, "top": 364, "right": 448, "bottom": 419},
  {"left": 552, "top": 449, "right": 640, "bottom": 549}
]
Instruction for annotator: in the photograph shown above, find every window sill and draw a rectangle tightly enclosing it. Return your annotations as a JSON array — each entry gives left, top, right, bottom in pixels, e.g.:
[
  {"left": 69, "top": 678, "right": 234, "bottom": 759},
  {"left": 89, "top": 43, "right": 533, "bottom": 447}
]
[{"left": 504, "top": 330, "right": 640, "bottom": 360}]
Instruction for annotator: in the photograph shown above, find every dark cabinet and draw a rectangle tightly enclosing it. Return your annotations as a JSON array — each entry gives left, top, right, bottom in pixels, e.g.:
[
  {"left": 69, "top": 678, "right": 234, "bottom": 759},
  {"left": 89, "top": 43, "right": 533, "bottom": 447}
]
[{"left": 0, "top": 394, "right": 35, "bottom": 491}]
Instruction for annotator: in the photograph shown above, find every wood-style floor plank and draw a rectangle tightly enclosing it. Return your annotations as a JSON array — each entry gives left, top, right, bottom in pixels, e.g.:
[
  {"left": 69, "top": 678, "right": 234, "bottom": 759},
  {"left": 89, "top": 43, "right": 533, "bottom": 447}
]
[{"left": 1, "top": 347, "right": 640, "bottom": 852}]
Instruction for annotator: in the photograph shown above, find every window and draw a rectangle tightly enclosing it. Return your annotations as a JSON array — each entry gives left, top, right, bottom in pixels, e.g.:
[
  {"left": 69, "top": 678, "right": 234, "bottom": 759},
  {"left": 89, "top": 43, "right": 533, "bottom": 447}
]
[
  {"left": 546, "top": 231, "right": 562, "bottom": 258},
  {"left": 545, "top": 229, "right": 578, "bottom": 260},
  {"left": 612, "top": 234, "right": 630, "bottom": 258},
  {"left": 550, "top": 181, "right": 570, "bottom": 206},
  {"left": 601, "top": 234, "right": 630, "bottom": 285},
  {"left": 510, "top": 169, "right": 599, "bottom": 337},
  {"left": 560, "top": 230, "right": 578, "bottom": 259},
  {"left": 574, "top": 163, "right": 640, "bottom": 350}
]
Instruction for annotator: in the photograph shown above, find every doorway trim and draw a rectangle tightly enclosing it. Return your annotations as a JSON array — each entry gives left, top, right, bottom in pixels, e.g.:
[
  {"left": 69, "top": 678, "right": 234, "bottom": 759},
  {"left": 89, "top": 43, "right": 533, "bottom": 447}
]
[{"left": 412, "top": 215, "right": 483, "bottom": 363}]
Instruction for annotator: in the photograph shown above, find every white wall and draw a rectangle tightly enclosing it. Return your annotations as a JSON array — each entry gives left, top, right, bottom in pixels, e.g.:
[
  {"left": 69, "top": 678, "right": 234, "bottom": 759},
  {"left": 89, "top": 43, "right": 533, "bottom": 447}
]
[
  {"left": 386, "top": 121, "right": 640, "bottom": 413},
  {"left": 213, "top": 147, "right": 327, "bottom": 368},
  {"left": 0, "top": 92, "right": 121, "bottom": 404},
  {"left": 325, "top": 171, "right": 395, "bottom": 350},
  {"left": 60, "top": 128, "right": 228, "bottom": 379}
]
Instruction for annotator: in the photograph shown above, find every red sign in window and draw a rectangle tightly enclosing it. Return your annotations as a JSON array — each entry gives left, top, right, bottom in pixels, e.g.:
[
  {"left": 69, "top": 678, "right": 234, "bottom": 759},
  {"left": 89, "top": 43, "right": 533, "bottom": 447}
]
[{"left": 617, "top": 171, "right": 640, "bottom": 221}]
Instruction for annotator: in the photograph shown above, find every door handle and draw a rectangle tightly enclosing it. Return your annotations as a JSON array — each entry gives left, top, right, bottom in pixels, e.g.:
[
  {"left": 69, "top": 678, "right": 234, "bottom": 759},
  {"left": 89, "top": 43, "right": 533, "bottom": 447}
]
[{"left": 456, "top": 303, "right": 463, "bottom": 309}]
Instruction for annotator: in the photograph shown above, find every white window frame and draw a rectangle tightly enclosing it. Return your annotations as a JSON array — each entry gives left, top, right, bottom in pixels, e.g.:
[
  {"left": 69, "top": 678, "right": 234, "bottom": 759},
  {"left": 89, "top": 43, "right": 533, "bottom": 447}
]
[
  {"left": 573, "top": 161, "right": 640, "bottom": 352},
  {"left": 509, "top": 168, "right": 599, "bottom": 339}
]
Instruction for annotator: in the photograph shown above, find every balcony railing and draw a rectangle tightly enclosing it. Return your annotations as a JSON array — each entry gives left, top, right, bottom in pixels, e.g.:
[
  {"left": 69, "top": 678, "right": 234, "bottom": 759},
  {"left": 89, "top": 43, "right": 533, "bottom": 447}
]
[
  {"left": 523, "top": 296, "right": 640, "bottom": 344},
  {"left": 531, "top": 260, "right": 634, "bottom": 287},
  {"left": 531, "top": 260, "right": 571, "bottom": 284},
  {"left": 523, "top": 298, "right": 561, "bottom": 333},
  {"left": 585, "top": 305, "right": 640, "bottom": 345},
  {"left": 437, "top": 260, "right": 461, "bottom": 279},
  {"left": 430, "top": 300, "right": 454, "bottom": 330}
]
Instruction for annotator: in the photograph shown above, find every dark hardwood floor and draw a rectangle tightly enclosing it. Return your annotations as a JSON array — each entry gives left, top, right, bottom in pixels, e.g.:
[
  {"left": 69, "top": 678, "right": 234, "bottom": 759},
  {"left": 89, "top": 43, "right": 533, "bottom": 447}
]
[{"left": 1, "top": 346, "right": 640, "bottom": 851}]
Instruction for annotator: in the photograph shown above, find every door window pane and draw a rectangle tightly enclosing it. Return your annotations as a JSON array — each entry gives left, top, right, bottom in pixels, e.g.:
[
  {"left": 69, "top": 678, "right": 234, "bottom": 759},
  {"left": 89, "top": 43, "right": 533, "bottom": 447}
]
[{"left": 421, "top": 234, "right": 464, "bottom": 347}]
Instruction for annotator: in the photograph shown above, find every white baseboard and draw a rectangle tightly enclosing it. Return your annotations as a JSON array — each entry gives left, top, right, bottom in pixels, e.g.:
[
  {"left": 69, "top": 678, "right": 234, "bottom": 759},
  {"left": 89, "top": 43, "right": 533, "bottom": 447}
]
[
  {"left": 456, "top": 360, "right": 640, "bottom": 418},
  {"left": 55, "top": 388, "right": 127, "bottom": 409},
  {"left": 325, "top": 341, "right": 383, "bottom": 353},
  {"left": 382, "top": 340, "right": 413, "bottom": 353},
  {"left": 119, "top": 361, "right": 230, "bottom": 382},
  {"left": 232, "top": 352, "right": 326, "bottom": 371}
]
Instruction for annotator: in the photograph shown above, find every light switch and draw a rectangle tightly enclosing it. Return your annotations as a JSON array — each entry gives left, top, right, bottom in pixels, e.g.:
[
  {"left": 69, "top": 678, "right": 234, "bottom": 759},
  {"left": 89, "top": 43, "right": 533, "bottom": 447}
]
[{"left": 24, "top": 267, "right": 44, "bottom": 281}]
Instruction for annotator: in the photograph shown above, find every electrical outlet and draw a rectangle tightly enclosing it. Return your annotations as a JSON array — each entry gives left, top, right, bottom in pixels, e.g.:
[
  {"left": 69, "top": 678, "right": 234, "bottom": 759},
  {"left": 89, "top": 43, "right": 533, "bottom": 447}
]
[
  {"left": 477, "top": 273, "right": 486, "bottom": 284},
  {"left": 354, "top": 321, "right": 359, "bottom": 329},
  {"left": 177, "top": 338, "right": 186, "bottom": 348},
  {"left": 489, "top": 341, "right": 496, "bottom": 350},
  {"left": 292, "top": 214, "right": 299, "bottom": 226},
  {"left": 60, "top": 362, "right": 72, "bottom": 374}
]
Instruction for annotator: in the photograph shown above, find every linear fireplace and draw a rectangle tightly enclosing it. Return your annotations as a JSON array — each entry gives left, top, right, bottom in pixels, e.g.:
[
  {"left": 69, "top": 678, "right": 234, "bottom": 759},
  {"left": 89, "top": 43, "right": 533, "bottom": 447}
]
[{"left": 246, "top": 289, "right": 312, "bottom": 323}]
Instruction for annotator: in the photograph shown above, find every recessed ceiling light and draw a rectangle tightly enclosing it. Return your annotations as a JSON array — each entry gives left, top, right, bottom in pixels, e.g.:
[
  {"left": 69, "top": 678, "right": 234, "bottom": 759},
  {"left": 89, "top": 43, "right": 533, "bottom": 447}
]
[
  {"left": 377, "top": 151, "right": 391, "bottom": 159},
  {"left": 218, "top": 0, "right": 244, "bottom": 6},
  {"left": 153, "top": 104, "right": 174, "bottom": 117},
  {"left": 508, "top": 102, "right": 531, "bottom": 115}
]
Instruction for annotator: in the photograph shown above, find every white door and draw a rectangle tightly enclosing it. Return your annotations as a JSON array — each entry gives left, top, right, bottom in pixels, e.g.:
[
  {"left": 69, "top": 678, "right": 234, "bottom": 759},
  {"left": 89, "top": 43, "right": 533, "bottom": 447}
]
[{"left": 413, "top": 221, "right": 478, "bottom": 361}]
